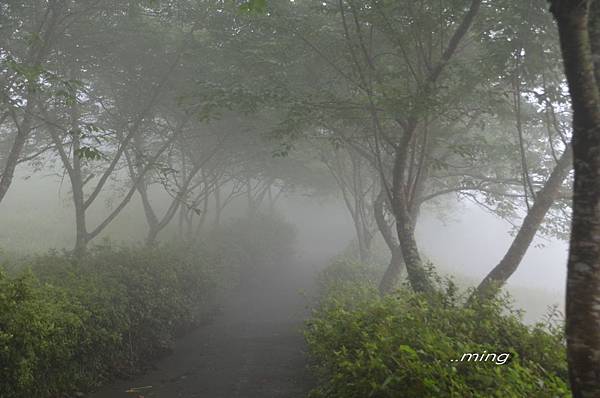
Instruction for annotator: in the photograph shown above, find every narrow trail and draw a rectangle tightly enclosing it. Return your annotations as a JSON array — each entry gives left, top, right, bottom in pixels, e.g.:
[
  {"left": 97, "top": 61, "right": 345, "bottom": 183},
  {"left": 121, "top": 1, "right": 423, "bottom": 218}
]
[{"left": 90, "top": 256, "right": 317, "bottom": 398}]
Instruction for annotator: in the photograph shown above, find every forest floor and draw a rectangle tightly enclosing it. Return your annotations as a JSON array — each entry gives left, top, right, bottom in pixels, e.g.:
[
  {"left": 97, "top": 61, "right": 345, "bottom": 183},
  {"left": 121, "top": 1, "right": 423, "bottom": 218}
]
[{"left": 89, "top": 256, "right": 317, "bottom": 398}]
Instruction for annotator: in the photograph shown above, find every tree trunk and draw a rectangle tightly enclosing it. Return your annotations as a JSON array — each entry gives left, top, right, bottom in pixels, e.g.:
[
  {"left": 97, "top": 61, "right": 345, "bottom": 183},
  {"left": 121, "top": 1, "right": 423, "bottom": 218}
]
[
  {"left": 178, "top": 205, "right": 186, "bottom": 238},
  {"left": 213, "top": 185, "right": 222, "bottom": 230},
  {"left": 353, "top": 210, "right": 370, "bottom": 263},
  {"left": 68, "top": 106, "right": 89, "bottom": 257},
  {"left": 246, "top": 177, "right": 254, "bottom": 217},
  {"left": 374, "top": 188, "right": 406, "bottom": 294},
  {"left": 378, "top": 248, "right": 404, "bottom": 294},
  {"left": 391, "top": 147, "right": 434, "bottom": 294},
  {"left": 0, "top": 113, "right": 32, "bottom": 204},
  {"left": 146, "top": 227, "right": 159, "bottom": 247},
  {"left": 193, "top": 192, "right": 210, "bottom": 239},
  {"left": 394, "top": 213, "right": 432, "bottom": 293},
  {"left": 473, "top": 143, "right": 572, "bottom": 299},
  {"left": 550, "top": 1, "right": 600, "bottom": 395},
  {"left": 73, "top": 186, "right": 88, "bottom": 256}
]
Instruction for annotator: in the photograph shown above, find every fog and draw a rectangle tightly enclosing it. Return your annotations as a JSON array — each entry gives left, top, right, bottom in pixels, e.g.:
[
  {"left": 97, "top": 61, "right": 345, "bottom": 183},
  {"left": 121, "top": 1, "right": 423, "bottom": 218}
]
[
  {"left": 420, "top": 204, "right": 567, "bottom": 292},
  {"left": 0, "top": 1, "right": 576, "bottom": 397},
  {"left": 1, "top": 166, "right": 567, "bottom": 322}
]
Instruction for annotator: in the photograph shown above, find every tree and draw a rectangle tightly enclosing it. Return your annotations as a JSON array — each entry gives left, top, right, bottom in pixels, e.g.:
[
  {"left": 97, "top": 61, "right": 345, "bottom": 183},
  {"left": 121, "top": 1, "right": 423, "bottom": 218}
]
[
  {"left": 38, "top": 1, "right": 195, "bottom": 254},
  {"left": 472, "top": 0, "right": 574, "bottom": 298},
  {"left": 321, "top": 144, "right": 377, "bottom": 262},
  {"left": 549, "top": 0, "right": 600, "bottom": 395},
  {"left": 0, "top": 0, "right": 105, "bottom": 204}
]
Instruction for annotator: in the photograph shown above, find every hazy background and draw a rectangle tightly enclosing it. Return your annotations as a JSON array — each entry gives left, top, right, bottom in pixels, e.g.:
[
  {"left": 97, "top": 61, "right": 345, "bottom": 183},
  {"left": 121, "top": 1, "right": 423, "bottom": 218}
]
[{"left": 1, "top": 165, "right": 566, "bottom": 322}]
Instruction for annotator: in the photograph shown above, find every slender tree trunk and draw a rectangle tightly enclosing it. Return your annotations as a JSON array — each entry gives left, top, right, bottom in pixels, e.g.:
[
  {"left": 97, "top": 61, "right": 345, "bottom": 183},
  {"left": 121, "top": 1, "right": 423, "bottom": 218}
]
[
  {"left": 246, "top": 177, "right": 254, "bottom": 217},
  {"left": 178, "top": 205, "right": 186, "bottom": 238},
  {"left": 0, "top": 110, "right": 33, "bottom": 204},
  {"left": 374, "top": 188, "right": 405, "bottom": 294},
  {"left": 193, "top": 192, "right": 209, "bottom": 238},
  {"left": 68, "top": 106, "right": 89, "bottom": 257},
  {"left": 185, "top": 207, "right": 194, "bottom": 238},
  {"left": 72, "top": 181, "right": 88, "bottom": 256},
  {"left": 550, "top": 1, "right": 600, "bottom": 395},
  {"left": 473, "top": 144, "right": 573, "bottom": 299},
  {"left": 353, "top": 210, "right": 370, "bottom": 262},
  {"left": 213, "top": 185, "right": 222, "bottom": 230}
]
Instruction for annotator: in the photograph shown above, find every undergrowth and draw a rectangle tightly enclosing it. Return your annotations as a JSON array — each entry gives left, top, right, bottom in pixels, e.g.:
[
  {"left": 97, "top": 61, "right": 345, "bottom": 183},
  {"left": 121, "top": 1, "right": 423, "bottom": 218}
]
[{"left": 305, "top": 259, "right": 570, "bottom": 397}]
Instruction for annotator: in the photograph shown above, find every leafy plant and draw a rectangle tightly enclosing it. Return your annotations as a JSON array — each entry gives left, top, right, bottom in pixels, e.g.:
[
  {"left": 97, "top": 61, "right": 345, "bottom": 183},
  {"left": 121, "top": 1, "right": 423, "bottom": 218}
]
[
  {"left": 305, "top": 259, "right": 570, "bottom": 398},
  {"left": 0, "top": 244, "right": 226, "bottom": 398}
]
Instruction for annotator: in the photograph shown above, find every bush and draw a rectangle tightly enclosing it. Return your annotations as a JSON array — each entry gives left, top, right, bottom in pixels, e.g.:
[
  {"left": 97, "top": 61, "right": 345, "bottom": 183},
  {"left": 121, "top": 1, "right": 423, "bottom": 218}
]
[
  {"left": 305, "top": 260, "right": 570, "bottom": 398},
  {"left": 0, "top": 243, "right": 227, "bottom": 398},
  {"left": 315, "top": 257, "right": 384, "bottom": 304}
]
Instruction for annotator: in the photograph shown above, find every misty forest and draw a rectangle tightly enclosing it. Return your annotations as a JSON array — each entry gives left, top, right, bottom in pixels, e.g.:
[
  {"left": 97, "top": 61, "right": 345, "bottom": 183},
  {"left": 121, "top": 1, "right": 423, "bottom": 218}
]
[{"left": 4, "top": 0, "right": 600, "bottom": 397}]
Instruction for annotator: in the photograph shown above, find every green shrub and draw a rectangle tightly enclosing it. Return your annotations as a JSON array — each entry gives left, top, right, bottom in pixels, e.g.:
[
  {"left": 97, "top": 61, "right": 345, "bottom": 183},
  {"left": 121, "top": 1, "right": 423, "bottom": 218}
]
[
  {"left": 315, "top": 258, "right": 384, "bottom": 304},
  {"left": 305, "top": 260, "right": 570, "bottom": 398},
  {"left": 0, "top": 270, "right": 90, "bottom": 397},
  {"left": 0, "top": 243, "right": 226, "bottom": 398}
]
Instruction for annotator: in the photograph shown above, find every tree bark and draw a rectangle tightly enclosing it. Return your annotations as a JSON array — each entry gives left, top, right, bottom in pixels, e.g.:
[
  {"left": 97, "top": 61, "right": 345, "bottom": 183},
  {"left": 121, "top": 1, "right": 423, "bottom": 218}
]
[
  {"left": 391, "top": 142, "right": 434, "bottom": 293},
  {"left": 394, "top": 208, "right": 432, "bottom": 293},
  {"left": 374, "top": 188, "right": 405, "bottom": 294},
  {"left": 378, "top": 248, "right": 404, "bottom": 294},
  {"left": 473, "top": 143, "right": 573, "bottom": 299},
  {"left": 71, "top": 115, "right": 89, "bottom": 256},
  {"left": 0, "top": 113, "right": 32, "bottom": 204},
  {"left": 550, "top": 1, "right": 600, "bottom": 396}
]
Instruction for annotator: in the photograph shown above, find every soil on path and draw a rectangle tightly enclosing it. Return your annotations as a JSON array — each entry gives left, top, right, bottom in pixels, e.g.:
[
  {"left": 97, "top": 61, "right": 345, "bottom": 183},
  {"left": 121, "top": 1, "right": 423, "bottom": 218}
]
[{"left": 90, "top": 257, "right": 317, "bottom": 398}]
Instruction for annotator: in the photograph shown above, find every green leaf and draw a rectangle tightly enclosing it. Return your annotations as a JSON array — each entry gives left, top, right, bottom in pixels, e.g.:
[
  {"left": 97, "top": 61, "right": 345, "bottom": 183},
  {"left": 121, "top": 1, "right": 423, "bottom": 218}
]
[
  {"left": 239, "top": 0, "right": 267, "bottom": 13},
  {"left": 74, "top": 147, "right": 102, "bottom": 161}
]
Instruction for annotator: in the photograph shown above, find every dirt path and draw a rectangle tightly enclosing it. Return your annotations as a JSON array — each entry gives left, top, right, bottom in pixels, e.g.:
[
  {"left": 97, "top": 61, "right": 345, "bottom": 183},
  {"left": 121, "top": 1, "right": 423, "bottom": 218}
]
[{"left": 90, "top": 257, "right": 316, "bottom": 398}]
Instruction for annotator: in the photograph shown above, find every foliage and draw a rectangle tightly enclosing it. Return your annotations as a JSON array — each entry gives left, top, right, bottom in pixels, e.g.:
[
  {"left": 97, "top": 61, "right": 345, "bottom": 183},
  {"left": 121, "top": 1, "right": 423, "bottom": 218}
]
[
  {"left": 315, "top": 257, "right": 384, "bottom": 302},
  {"left": 0, "top": 244, "right": 226, "bottom": 398},
  {"left": 239, "top": 0, "right": 267, "bottom": 14},
  {"left": 305, "top": 259, "right": 570, "bottom": 398}
]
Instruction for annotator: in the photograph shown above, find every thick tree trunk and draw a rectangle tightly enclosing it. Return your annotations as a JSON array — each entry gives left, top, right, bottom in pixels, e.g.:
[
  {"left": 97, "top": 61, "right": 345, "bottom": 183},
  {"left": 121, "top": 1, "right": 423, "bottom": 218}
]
[
  {"left": 379, "top": 248, "right": 404, "bottom": 294},
  {"left": 550, "top": 1, "right": 600, "bottom": 396},
  {"left": 391, "top": 147, "right": 434, "bottom": 294},
  {"left": 473, "top": 144, "right": 572, "bottom": 298},
  {"left": 394, "top": 213, "right": 433, "bottom": 293},
  {"left": 146, "top": 227, "right": 160, "bottom": 247}
]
